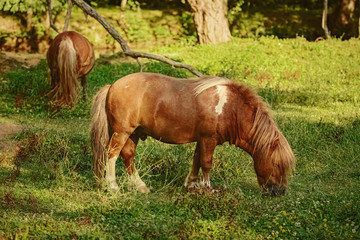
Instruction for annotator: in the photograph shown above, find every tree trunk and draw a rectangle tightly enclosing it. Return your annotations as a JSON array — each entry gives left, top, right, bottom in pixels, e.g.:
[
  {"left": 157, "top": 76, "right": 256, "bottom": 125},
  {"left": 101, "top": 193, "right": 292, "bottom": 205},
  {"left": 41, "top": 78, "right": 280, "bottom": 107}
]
[
  {"left": 26, "top": 8, "right": 33, "bottom": 30},
  {"left": 322, "top": 0, "right": 330, "bottom": 39},
  {"left": 121, "top": 0, "right": 127, "bottom": 11},
  {"left": 187, "top": 0, "right": 232, "bottom": 44},
  {"left": 329, "top": 0, "right": 357, "bottom": 39}
]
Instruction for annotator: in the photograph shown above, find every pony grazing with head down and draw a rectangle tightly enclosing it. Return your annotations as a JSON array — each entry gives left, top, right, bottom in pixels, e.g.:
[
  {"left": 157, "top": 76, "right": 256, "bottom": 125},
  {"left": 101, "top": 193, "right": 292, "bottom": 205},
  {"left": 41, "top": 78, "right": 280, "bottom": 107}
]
[
  {"left": 47, "top": 31, "right": 95, "bottom": 107},
  {"left": 91, "top": 72, "right": 295, "bottom": 196}
]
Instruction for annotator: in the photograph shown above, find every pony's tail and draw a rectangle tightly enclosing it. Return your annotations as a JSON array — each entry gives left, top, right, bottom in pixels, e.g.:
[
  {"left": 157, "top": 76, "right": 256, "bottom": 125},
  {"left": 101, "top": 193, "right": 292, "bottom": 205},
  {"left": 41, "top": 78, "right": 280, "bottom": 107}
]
[
  {"left": 51, "top": 37, "right": 78, "bottom": 107},
  {"left": 91, "top": 85, "right": 111, "bottom": 182}
]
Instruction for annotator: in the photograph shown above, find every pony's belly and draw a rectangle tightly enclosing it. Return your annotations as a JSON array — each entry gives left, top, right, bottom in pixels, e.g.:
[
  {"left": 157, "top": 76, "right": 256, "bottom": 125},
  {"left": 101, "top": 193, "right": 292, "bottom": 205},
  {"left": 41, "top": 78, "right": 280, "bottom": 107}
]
[
  {"left": 151, "top": 135, "right": 195, "bottom": 144},
  {"left": 141, "top": 126, "right": 196, "bottom": 144}
]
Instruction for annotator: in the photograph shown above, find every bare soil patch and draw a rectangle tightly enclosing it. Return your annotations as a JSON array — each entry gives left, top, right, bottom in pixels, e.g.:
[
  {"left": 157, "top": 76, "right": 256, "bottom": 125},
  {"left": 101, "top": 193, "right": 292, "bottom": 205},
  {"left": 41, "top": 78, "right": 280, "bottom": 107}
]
[
  {"left": 0, "top": 51, "right": 45, "bottom": 75},
  {"left": 0, "top": 122, "right": 23, "bottom": 164},
  {"left": 0, "top": 123, "right": 23, "bottom": 139},
  {"left": 0, "top": 51, "right": 42, "bottom": 162}
]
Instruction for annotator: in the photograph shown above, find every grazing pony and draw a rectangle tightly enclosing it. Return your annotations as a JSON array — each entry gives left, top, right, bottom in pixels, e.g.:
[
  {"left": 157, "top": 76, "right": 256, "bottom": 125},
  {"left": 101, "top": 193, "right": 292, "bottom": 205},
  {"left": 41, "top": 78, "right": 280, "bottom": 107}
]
[
  {"left": 91, "top": 73, "right": 295, "bottom": 196},
  {"left": 47, "top": 31, "right": 95, "bottom": 107}
]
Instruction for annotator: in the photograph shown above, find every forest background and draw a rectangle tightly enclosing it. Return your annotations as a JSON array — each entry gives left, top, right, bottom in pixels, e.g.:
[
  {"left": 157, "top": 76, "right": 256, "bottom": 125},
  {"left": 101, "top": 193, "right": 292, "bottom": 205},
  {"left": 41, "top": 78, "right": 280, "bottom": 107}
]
[{"left": 1, "top": 0, "right": 359, "bottom": 52}]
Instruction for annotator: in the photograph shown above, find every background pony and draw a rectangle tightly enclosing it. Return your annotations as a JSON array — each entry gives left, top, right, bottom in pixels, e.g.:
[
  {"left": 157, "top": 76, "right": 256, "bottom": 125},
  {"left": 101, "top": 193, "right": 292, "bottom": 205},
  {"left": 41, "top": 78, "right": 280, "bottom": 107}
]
[
  {"left": 47, "top": 31, "right": 95, "bottom": 107},
  {"left": 91, "top": 72, "right": 295, "bottom": 196}
]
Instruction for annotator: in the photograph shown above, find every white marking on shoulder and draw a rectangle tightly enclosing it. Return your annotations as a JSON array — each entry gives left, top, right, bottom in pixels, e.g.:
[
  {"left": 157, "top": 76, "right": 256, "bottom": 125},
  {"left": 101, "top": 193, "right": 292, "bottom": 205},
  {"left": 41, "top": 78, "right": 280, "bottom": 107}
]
[{"left": 215, "top": 85, "right": 228, "bottom": 115}]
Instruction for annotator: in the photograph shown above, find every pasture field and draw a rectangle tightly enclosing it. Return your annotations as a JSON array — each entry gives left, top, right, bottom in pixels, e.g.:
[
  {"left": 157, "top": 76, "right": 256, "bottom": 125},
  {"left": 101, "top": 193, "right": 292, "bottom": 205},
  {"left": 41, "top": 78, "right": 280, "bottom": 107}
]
[{"left": 0, "top": 37, "right": 360, "bottom": 239}]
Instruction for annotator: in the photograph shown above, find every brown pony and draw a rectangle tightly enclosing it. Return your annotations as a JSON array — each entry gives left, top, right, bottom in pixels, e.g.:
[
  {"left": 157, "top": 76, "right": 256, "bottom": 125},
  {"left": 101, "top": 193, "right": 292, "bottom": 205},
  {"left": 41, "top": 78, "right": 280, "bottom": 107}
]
[
  {"left": 47, "top": 31, "right": 95, "bottom": 107},
  {"left": 91, "top": 72, "right": 295, "bottom": 196}
]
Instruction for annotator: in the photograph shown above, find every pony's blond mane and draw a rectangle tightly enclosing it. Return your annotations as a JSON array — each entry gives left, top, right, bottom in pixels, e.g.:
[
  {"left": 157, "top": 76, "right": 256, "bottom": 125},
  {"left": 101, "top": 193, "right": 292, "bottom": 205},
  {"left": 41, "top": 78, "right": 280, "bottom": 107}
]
[
  {"left": 245, "top": 89, "right": 296, "bottom": 174},
  {"left": 193, "top": 76, "right": 232, "bottom": 96},
  {"left": 192, "top": 76, "right": 295, "bottom": 173}
]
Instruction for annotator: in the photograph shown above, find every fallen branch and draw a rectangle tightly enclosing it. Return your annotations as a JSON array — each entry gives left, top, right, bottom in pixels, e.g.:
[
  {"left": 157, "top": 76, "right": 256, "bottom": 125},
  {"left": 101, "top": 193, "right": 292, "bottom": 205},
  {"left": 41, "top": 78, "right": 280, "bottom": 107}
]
[{"left": 71, "top": 0, "right": 203, "bottom": 77}]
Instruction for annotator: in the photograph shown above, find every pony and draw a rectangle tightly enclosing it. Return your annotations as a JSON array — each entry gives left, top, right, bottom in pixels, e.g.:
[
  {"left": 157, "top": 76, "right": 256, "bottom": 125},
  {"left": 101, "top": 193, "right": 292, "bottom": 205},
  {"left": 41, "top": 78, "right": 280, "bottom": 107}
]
[
  {"left": 91, "top": 72, "right": 295, "bottom": 196},
  {"left": 47, "top": 31, "right": 95, "bottom": 107}
]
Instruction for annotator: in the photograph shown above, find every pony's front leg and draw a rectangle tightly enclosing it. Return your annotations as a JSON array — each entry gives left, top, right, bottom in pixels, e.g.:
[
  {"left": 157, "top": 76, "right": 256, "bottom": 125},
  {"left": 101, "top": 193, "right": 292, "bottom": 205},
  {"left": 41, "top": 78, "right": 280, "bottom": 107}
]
[
  {"left": 184, "top": 143, "right": 201, "bottom": 189},
  {"left": 121, "top": 136, "right": 150, "bottom": 193},
  {"left": 199, "top": 138, "right": 217, "bottom": 192}
]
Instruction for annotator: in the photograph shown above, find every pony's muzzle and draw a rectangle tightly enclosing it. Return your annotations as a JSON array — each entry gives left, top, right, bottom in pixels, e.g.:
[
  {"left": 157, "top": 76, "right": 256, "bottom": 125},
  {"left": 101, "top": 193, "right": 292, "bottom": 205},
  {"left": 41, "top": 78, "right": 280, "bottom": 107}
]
[{"left": 263, "top": 183, "right": 286, "bottom": 197}]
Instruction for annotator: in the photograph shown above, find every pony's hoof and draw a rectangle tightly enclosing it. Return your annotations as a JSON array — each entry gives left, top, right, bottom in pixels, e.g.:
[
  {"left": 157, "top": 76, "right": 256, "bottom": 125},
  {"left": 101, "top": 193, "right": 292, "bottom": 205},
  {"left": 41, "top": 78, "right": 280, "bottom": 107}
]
[
  {"left": 138, "top": 185, "right": 150, "bottom": 193},
  {"left": 105, "top": 185, "right": 121, "bottom": 195},
  {"left": 186, "top": 181, "right": 200, "bottom": 190},
  {"left": 108, "top": 181, "right": 120, "bottom": 192}
]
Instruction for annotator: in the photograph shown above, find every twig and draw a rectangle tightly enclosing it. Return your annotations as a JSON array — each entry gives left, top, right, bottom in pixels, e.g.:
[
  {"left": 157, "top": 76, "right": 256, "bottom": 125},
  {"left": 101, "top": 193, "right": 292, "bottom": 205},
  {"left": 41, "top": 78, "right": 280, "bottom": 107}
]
[{"left": 136, "top": 58, "right": 143, "bottom": 72}]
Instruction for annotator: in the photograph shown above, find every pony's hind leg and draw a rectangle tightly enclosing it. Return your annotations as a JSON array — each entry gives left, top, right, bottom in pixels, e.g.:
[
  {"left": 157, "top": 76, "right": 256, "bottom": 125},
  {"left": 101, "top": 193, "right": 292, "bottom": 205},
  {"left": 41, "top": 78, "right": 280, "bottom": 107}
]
[
  {"left": 121, "top": 135, "right": 150, "bottom": 193},
  {"left": 106, "top": 131, "right": 131, "bottom": 191}
]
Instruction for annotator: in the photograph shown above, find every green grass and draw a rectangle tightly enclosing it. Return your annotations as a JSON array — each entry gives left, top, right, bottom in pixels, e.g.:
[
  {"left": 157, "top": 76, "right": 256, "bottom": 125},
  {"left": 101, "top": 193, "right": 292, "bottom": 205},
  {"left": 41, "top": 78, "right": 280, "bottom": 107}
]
[{"left": 1, "top": 37, "right": 360, "bottom": 239}]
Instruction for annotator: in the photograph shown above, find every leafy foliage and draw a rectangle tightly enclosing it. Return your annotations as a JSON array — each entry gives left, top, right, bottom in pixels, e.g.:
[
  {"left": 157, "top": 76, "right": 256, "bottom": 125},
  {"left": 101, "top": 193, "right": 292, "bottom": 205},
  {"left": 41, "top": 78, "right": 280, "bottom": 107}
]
[{"left": 0, "top": 0, "right": 65, "bottom": 14}]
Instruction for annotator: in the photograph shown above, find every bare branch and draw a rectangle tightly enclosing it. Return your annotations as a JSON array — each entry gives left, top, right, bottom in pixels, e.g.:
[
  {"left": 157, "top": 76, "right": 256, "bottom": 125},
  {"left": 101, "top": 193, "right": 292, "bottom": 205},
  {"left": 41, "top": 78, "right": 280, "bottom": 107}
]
[
  {"left": 47, "top": 0, "right": 59, "bottom": 33},
  {"left": 63, "top": 0, "right": 73, "bottom": 31},
  {"left": 128, "top": 51, "right": 203, "bottom": 77},
  {"left": 71, "top": 0, "right": 203, "bottom": 77}
]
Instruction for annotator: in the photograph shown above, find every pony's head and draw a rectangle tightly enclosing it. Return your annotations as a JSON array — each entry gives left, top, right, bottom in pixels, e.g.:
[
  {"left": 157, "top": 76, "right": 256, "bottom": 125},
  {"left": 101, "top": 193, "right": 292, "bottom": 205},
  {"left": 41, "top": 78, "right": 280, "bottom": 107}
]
[
  {"left": 252, "top": 135, "right": 295, "bottom": 196},
  {"left": 249, "top": 105, "right": 296, "bottom": 196}
]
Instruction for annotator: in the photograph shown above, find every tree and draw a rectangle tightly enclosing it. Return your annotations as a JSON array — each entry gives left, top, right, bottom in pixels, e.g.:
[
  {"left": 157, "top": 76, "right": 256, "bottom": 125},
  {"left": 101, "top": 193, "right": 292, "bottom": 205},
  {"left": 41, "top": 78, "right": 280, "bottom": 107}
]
[
  {"left": 121, "top": 0, "right": 127, "bottom": 11},
  {"left": 329, "top": 0, "right": 358, "bottom": 39},
  {"left": 187, "top": 0, "right": 232, "bottom": 44}
]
